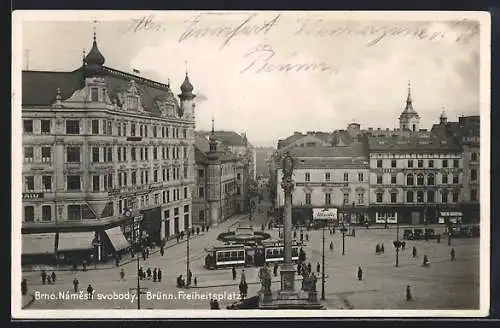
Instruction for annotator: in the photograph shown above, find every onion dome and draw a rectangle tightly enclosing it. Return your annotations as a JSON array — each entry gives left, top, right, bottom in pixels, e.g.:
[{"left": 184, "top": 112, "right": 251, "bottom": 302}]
[
  {"left": 180, "top": 73, "right": 193, "bottom": 93},
  {"left": 85, "top": 32, "right": 105, "bottom": 66}
]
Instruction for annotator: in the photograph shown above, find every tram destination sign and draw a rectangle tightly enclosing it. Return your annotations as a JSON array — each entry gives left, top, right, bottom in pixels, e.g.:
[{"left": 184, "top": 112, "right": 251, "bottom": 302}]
[{"left": 22, "top": 192, "right": 44, "bottom": 200}]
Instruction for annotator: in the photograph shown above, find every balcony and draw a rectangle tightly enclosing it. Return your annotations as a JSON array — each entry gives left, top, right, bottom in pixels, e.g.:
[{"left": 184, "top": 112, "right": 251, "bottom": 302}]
[{"left": 64, "top": 162, "right": 82, "bottom": 171}]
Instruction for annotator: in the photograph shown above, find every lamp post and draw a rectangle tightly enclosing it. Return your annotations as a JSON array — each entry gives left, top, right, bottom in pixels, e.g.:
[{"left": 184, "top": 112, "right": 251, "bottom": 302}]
[
  {"left": 321, "top": 222, "right": 325, "bottom": 300},
  {"left": 130, "top": 216, "right": 147, "bottom": 309},
  {"left": 393, "top": 219, "right": 401, "bottom": 267},
  {"left": 340, "top": 224, "right": 347, "bottom": 256},
  {"left": 186, "top": 229, "right": 191, "bottom": 288}
]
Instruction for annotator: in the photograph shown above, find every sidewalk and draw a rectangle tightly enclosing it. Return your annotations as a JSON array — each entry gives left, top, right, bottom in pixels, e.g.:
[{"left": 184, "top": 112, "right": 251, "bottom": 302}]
[
  {"left": 21, "top": 293, "right": 35, "bottom": 309},
  {"left": 192, "top": 273, "right": 329, "bottom": 289},
  {"left": 21, "top": 213, "right": 251, "bottom": 273}
]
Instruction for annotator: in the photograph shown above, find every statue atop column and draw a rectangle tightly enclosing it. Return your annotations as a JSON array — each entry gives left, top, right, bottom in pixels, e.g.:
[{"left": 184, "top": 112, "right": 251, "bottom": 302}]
[{"left": 281, "top": 151, "right": 295, "bottom": 194}]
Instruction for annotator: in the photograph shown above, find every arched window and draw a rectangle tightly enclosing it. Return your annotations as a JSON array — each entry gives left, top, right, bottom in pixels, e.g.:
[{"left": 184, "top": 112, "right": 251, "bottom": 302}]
[
  {"left": 427, "top": 173, "right": 435, "bottom": 185},
  {"left": 417, "top": 174, "right": 424, "bottom": 186},
  {"left": 406, "top": 174, "right": 414, "bottom": 186},
  {"left": 406, "top": 191, "right": 414, "bottom": 203},
  {"left": 417, "top": 191, "right": 424, "bottom": 203}
]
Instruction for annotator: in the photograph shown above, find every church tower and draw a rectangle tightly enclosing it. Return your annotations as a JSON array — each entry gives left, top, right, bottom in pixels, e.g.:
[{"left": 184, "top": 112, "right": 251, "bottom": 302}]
[
  {"left": 399, "top": 81, "right": 420, "bottom": 132},
  {"left": 178, "top": 72, "right": 196, "bottom": 120},
  {"left": 206, "top": 118, "right": 222, "bottom": 226}
]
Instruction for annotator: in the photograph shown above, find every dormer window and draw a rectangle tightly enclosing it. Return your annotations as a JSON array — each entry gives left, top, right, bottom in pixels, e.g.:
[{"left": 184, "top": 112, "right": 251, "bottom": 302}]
[
  {"left": 126, "top": 95, "right": 139, "bottom": 110},
  {"left": 91, "top": 87, "right": 99, "bottom": 102}
]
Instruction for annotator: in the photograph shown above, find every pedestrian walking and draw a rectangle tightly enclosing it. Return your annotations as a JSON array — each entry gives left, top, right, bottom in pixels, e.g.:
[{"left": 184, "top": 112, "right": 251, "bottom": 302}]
[
  {"left": 306, "top": 233, "right": 309, "bottom": 241},
  {"left": 157, "top": 269, "right": 162, "bottom": 282},
  {"left": 41, "top": 270, "right": 47, "bottom": 285},
  {"left": 139, "top": 267, "right": 144, "bottom": 280},
  {"left": 206, "top": 225, "right": 209, "bottom": 232},
  {"left": 146, "top": 247, "right": 150, "bottom": 258},
  {"left": 21, "top": 278, "right": 27, "bottom": 296},
  {"left": 437, "top": 235, "right": 441, "bottom": 243},
  {"left": 316, "top": 262, "right": 320, "bottom": 273},
  {"left": 232, "top": 267, "right": 237, "bottom": 280},
  {"left": 153, "top": 268, "right": 157, "bottom": 282},
  {"left": 450, "top": 248, "right": 456, "bottom": 261},
  {"left": 142, "top": 251, "right": 146, "bottom": 261},
  {"left": 120, "top": 268, "right": 125, "bottom": 280},
  {"left": 187, "top": 270, "right": 192, "bottom": 286},
  {"left": 401, "top": 241, "right": 406, "bottom": 250},
  {"left": 87, "top": 284, "right": 94, "bottom": 300},
  {"left": 406, "top": 285, "right": 413, "bottom": 301},
  {"left": 412, "top": 246, "right": 417, "bottom": 258},
  {"left": 330, "top": 241, "right": 334, "bottom": 251},
  {"left": 422, "top": 255, "right": 429, "bottom": 267},
  {"left": 47, "top": 276, "right": 52, "bottom": 285},
  {"left": 160, "top": 246, "right": 164, "bottom": 257},
  {"left": 294, "top": 231, "right": 297, "bottom": 239},
  {"left": 273, "top": 263, "right": 278, "bottom": 277},
  {"left": 194, "top": 276, "right": 197, "bottom": 287},
  {"left": 307, "top": 262, "right": 312, "bottom": 274},
  {"left": 147, "top": 267, "right": 152, "bottom": 279},
  {"left": 196, "top": 227, "right": 200, "bottom": 235},
  {"left": 380, "top": 243, "right": 385, "bottom": 253},
  {"left": 357, "top": 267, "right": 363, "bottom": 281},
  {"left": 51, "top": 272, "right": 56, "bottom": 283},
  {"left": 73, "top": 277, "right": 79, "bottom": 292},
  {"left": 176, "top": 235, "right": 180, "bottom": 243}
]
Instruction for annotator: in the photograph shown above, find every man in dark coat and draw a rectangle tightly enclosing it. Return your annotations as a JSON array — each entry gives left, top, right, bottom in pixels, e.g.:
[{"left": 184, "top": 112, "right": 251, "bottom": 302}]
[
  {"left": 51, "top": 272, "right": 56, "bottom": 283},
  {"left": 41, "top": 270, "right": 47, "bottom": 285},
  {"left": 87, "top": 284, "right": 94, "bottom": 300},
  {"left": 157, "top": 269, "right": 162, "bottom": 282},
  {"left": 232, "top": 267, "right": 237, "bottom": 280},
  {"left": 357, "top": 267, "right": 363, "bottom": 281}
]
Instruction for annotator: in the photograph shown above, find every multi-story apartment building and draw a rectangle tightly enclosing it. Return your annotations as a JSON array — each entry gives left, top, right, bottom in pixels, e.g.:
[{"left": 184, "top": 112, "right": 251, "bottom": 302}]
[
  {"left": 366, "top": 87, "right": 463, "bottom": 225},
  {"left": 276, "top": 143, "right": 370, "bottom": 225},
  {"left": 432, "top": 114, "right": 480, "bottom": 222},
  {"left": 192, "top": 123, "right": 248, "bottom": 226},
  {"left": 21, "top": 33, "right": 196, "bottom": 264}
]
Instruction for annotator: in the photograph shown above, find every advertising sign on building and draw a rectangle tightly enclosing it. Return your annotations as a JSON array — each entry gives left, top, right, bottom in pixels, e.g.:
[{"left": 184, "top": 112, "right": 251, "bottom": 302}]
[{"left": 313, "top": 208, "right": 338, "bottom": 221}]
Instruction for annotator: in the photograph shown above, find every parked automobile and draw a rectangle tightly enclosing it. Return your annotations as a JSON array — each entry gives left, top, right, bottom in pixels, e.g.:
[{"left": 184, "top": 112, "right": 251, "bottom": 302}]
[
  {"left": 403, "top": 229, "right": 414, "bottom": 240},
  {"left": 424, "top": 228, "right": 436, "bottom": 239},
  {"left": 413, "top": 229, "right": 424, "bottom": 240}
]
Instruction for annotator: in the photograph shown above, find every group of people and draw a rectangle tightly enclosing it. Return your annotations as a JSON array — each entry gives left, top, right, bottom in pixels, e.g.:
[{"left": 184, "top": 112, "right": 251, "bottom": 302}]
[
  {"left": 138, "top": 267, "right": 163, "bottom": 282},
  {"left": 40, "top": 270, "right": 56, "bottom": 285},
  {"left": 375, "top": 243, "right": 386, "bottom": 254},
  {"left": 175, "top": 226, "right": 208, "bottom": 243},
  {"left": 177, "top": 270, "right": 196, "bottom": 288}
]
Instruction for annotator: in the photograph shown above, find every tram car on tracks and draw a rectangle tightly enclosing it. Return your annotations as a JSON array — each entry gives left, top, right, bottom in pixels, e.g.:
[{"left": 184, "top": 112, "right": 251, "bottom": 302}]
[
  {"left": 204, "top": 244, "right": 248, "bottom": 270},
  {"left": 204, "top": 240, "right": 303, "bottom": 269}
]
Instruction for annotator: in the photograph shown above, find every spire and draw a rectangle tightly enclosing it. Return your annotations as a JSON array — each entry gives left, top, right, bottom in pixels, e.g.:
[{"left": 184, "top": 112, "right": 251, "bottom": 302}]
[
  {"left": 208, "top": 115, "right": 218, "bottom": 154},
  {"left": 84, "top": 21, "right": 105, "bottom": 67},
  {"left": 405, "top": 80, "right": 414, "bottom": 112}
]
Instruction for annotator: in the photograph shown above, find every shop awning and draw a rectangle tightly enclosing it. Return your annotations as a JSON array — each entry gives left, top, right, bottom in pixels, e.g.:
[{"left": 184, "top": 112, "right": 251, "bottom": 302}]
[
  {"left": 22, "top": 233, "right": 56, "bottom": 255},
  {"left": 105, "top": 226, "right": 130, "bottom": 252},
  {"left": 57, "top": 232, "right": 95, "bottom": 252}
]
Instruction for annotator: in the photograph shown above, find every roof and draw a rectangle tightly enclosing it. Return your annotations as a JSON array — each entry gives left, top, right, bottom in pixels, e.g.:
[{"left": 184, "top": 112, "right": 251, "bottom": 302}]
[
  {"left": 195, "top": 135, "right": 239, "bottom": 164},
  {"left": 196, "top": 130, "right": 247, "bottom": 147},
  {"left": 277, "top": 130, "right": 357, "bottom": 150},
  {"left": 367, "top": 131, "right": 462, "bottom": 153},
  {"left": 289, "top": 158, "right": 369, "bottom": 169},
  {"left": 22, "top": 65, "right": 181, "bottom": 116},
  {"left": 289, "top": 142, "right": 367, "bottom": 158}
]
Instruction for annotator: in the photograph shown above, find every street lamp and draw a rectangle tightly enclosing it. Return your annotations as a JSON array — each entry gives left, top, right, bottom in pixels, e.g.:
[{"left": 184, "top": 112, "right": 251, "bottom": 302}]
[
  {"left": 321, "top": 222, "right": 325, "bottom": 300},
  {"left": 340, "top": 224, "right": 347, "bottom": 256},
  {"left": 393, "top": 219, "right": 402, "bottom": 267},
  {"left": 130, "top": 216, "right": 147, "bottom": 309},
  {"left": 186, "top": 229, "right": 191, "bottom": 287}
]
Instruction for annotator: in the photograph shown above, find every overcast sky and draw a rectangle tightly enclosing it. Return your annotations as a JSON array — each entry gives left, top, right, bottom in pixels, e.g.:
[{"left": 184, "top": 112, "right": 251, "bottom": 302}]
[{"left": 19, "top": 12, "right": 483, "bottom": 147}]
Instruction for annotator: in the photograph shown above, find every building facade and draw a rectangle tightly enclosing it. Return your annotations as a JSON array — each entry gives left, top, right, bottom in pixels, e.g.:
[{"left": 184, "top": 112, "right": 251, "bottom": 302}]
[
  {"left": 192, "top": 124, "right": 248, "bottom": 227},
  {"left": 21, "top": 33, "right": 196, "bottom": 264},
  {"left": 276, "top": 143, "right": 370, "bottom": 225}
]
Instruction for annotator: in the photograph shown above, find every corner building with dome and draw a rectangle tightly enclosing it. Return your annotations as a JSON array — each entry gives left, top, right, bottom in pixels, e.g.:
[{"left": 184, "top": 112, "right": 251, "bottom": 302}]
[{"left": 21, "top": 31, "right": 197, "bottom": 265}]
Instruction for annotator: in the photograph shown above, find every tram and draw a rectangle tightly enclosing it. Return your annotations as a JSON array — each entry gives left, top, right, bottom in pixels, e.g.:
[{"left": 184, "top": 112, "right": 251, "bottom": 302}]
[
  {"left": 204, "top": 244, "right": 248, "bottom": 270},
  {"left": 256, "top": 241, "right": 300, "bottom": 265},
  {"left": 205, "top": 240, "right": 303, "bottom": 269}
]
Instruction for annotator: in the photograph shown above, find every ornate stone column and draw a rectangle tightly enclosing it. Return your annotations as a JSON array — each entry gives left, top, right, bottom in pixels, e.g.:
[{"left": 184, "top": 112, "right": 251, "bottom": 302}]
[{"left": 280, "top": 152, "right": 296, "bottom": 293}]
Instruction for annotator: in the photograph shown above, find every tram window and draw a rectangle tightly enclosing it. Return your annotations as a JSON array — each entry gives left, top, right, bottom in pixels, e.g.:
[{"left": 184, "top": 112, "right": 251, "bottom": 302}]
[
  {"left": 230, "top": 251, "right": 237, "bottom": 259},
  {"left": 238, "top": 251, "right": 244, "bottom": 259},
  {"left": 279, "top": 248, "right": 283, "bottom": 255},
  {"left": 266, "top": 249, "right": 272, "bottom": 256},
  {"left": 217, "top": 253, "right": 223, "bottom": 261}
]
